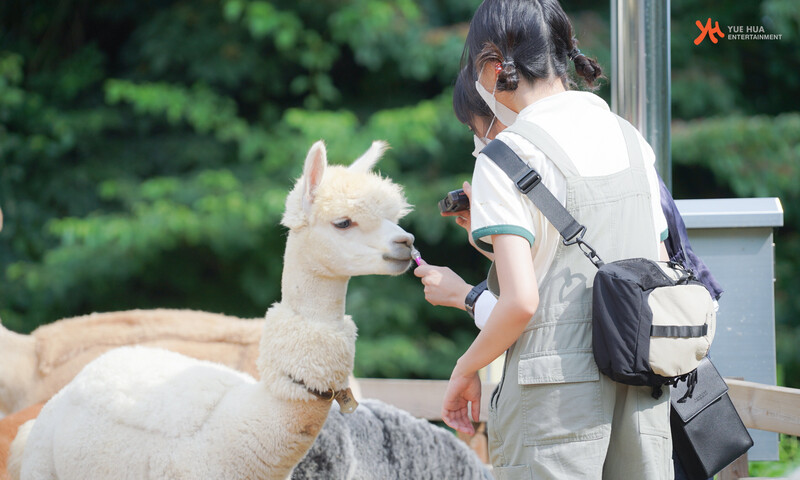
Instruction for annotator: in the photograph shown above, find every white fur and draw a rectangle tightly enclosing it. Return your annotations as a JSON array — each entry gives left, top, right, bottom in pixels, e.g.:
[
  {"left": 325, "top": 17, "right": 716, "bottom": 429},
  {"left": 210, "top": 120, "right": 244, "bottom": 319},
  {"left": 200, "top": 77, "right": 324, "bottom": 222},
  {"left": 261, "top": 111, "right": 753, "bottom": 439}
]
[
  {"left": 0, "top": 309, "right": 266, "bottom": 416},
  {"left": 11, "top": 140, "right": 413, "bottom": 480},
  {"left": 7, "top": 420, "right": 32, "bottom": 480}
]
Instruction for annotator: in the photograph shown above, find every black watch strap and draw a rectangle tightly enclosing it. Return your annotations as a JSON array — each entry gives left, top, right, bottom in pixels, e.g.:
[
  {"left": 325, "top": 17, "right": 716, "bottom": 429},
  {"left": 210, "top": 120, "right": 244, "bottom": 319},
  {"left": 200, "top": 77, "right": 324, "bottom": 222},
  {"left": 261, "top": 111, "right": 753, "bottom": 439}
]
[{"left": 465, "top": 280, "right": 489, "bottom": 319}]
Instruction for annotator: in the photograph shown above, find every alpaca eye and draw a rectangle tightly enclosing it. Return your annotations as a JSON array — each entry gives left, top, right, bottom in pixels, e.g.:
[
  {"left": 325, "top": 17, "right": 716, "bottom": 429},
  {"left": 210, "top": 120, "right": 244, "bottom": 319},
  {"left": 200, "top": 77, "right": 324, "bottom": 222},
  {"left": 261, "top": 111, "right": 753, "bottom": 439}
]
[{"left": 332, "top": 218, "right": 353, "bottom": 229}]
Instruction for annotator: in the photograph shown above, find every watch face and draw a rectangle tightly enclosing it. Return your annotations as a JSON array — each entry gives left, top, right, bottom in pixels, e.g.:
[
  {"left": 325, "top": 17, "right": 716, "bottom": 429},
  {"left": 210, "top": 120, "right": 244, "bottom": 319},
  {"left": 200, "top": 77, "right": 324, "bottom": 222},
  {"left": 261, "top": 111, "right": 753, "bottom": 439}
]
[{"left": 465, "top": 301, "right": 475, "bottom": 319}]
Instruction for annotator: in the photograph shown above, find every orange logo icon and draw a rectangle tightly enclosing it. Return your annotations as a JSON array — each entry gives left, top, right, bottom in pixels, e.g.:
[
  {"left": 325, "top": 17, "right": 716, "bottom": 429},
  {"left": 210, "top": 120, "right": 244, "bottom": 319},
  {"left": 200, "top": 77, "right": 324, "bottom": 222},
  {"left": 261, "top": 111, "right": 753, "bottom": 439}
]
[{"left": 695, "top": 18, "right": 725, "bottom": 45}]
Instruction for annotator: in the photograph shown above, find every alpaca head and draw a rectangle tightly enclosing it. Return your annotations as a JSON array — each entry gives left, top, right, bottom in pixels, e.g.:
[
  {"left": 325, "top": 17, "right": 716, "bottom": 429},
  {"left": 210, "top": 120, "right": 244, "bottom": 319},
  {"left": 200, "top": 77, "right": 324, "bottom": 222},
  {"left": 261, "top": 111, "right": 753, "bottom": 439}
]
[{"left": 282, "top": 140, "right": 414, "bottom": 277}]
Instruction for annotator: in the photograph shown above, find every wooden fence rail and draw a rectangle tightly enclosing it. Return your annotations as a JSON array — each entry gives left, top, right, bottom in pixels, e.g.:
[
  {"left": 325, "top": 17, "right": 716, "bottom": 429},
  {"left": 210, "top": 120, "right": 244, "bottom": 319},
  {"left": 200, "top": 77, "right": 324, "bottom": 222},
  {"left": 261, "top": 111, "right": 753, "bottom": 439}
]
[
  {"left": 356, "top": 377, "right": 800, "bottom": 480},
  {"left": 726, "top": 379, "right": 800, "bottom": 437}
]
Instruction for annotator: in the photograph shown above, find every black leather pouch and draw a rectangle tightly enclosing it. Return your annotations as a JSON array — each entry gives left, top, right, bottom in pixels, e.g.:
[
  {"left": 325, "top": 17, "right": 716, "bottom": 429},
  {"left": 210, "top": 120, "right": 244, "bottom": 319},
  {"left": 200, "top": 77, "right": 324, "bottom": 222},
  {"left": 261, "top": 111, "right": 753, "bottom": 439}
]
[{"left": 670, "top": 357, "right": 754, "bottom": 480}]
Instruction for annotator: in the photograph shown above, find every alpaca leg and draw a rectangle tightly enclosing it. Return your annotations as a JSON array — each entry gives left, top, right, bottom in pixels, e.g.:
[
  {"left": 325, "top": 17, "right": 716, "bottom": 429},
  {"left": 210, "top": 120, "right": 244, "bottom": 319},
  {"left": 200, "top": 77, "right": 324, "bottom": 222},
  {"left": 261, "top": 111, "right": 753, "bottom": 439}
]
[
  {"left": 1, "top": 403, "right": 44, "bottom": 479},
  {"left": 7, "top": 419, "right": 34, "bottom": 480}
]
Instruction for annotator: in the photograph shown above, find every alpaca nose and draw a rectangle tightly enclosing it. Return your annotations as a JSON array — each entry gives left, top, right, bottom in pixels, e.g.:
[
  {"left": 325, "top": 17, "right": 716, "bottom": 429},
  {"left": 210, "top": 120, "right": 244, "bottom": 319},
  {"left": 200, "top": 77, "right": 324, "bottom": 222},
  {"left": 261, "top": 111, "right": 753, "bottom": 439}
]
[{"left": 394, "top": 233, "right": 414, "bottom": 249}]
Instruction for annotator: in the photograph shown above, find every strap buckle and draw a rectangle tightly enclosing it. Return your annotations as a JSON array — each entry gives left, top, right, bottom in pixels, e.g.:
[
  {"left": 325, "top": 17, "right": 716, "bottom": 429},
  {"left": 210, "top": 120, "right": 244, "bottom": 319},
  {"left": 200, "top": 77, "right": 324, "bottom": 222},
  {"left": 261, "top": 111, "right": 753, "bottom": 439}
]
[
  {"left": 562, "top": 227, "right": 604, "bottom": 268},
  {"left": 561, "top": 225, "right": 587, "bottom": 246},
  {"left": 577, "top": 239, "right": 605, "bottom": 268},
  {"left": 514, "top": 169, "right": 542, "bottom": 194}
]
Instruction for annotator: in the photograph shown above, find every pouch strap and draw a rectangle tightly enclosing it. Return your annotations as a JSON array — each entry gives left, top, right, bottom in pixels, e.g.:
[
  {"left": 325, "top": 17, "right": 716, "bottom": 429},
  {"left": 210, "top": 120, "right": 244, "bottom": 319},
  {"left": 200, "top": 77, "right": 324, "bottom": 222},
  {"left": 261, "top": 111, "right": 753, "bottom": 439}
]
[{"left": 650, "top": 324, "right": 709, "bottom": 338}]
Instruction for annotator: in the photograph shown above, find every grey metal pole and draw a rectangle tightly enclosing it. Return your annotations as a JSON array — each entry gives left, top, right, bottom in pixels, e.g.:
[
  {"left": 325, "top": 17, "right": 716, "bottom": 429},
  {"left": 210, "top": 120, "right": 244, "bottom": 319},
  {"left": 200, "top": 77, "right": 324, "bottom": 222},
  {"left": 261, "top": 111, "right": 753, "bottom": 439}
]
[{"left": 611, "top": 0, "right": 672, "bottom": 189}]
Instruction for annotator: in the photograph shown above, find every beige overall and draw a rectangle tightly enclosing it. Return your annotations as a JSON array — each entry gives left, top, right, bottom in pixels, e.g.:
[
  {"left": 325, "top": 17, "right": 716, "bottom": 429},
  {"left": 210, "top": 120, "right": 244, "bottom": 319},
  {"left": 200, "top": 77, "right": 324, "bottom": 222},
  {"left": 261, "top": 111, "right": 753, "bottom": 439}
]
[{"left": 487, "top": 118, "right": 673, "bottom": 480}]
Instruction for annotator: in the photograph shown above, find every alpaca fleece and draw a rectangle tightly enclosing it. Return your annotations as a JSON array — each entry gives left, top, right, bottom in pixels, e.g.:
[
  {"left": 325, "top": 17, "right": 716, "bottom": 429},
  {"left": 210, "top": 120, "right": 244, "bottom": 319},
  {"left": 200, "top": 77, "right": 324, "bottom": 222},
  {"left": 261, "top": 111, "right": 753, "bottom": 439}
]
[
  {"left": 0, "top": 309, "right": 263, "bottom": 416},
  {"left": 293, "top": 399, "right": 492, "bottom": 480},
  {"left": 10, "top": 140, "right": 416, "bottom": 480}
]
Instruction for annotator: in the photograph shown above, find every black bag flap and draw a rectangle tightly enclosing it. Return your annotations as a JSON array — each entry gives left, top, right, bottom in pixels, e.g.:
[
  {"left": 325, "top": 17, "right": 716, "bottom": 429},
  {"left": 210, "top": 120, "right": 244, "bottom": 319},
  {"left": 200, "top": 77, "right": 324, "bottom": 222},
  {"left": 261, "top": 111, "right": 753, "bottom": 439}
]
[{"left": 671, "top": 357, "right": 729, "bottom": 423}]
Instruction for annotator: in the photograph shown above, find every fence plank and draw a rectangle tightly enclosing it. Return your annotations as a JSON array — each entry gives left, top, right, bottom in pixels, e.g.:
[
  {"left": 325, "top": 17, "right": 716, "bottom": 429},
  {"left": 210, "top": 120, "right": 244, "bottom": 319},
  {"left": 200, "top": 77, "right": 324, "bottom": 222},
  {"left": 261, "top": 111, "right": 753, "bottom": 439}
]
[
  {"left": 356, "top": 378, "right": 497, "bottom": 421},
  {"left": 358, "top": 377, "right": 800, "bottom": 437},
  {"left": 725, "top": 378, "right": 800, "bottom": 436}
]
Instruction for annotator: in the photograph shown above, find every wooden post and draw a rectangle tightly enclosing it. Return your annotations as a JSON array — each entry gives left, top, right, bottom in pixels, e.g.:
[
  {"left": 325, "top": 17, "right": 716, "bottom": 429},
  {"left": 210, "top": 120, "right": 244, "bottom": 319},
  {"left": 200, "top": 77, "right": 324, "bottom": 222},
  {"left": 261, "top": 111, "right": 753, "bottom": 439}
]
[
  {"left": 717, "top": 452, "right": 749, "bottom": 480},
  {"left": 456, "top": 422, "right": 490, "bottom": 465}
]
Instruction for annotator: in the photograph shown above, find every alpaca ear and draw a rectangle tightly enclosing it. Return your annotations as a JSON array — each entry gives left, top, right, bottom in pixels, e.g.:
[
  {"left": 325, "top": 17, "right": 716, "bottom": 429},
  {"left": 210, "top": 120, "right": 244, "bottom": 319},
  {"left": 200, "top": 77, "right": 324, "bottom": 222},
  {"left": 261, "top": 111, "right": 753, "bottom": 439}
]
[
  {"left": 349, "top": 140, "right": 388, "bottom": 173},
  {"left": 302, "top": 141, "right": 327, "bottom": 212}
]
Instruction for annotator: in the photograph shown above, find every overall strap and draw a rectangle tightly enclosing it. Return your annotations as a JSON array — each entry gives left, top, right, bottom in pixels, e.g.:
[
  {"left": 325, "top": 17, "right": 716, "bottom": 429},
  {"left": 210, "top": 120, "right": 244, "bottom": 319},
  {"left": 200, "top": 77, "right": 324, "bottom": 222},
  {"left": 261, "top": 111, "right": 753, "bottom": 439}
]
[
  {"left": 480, "top": 140, "right": 582, "bottom": 243},
  {"left": 616, "top": 115, "right": 647, "bottom": 172},
  {"left": 504, "top": 120, "right": 580, "bottom": 177},
  {"left": 481, "top": 115, "right": 652, "bottom": 270},
  {"left": 480, "top": 139, "right": 604, "bottom": 268}
]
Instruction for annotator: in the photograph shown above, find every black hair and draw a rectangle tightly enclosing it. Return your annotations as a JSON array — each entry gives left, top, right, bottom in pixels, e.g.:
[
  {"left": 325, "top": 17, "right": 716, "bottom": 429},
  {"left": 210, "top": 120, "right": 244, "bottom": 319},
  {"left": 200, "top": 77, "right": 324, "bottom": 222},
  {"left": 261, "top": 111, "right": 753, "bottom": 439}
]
[
  {"left": 453, "top": 67, "right": 493, "bottom": 134},
  {"left": 463, "top": 0, "right": 602, "bottom": 91}
]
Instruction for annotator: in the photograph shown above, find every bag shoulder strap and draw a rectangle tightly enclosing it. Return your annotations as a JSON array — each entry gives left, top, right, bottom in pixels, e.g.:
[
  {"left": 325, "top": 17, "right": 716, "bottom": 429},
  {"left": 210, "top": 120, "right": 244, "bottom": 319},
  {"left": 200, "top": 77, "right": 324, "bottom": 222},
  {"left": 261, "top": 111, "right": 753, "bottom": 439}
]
[
  {"left": 480, "top": 114, "right": 650, "bottom": 268},
  {"left": 480, "top": 139, "right": 583, "bottom": 243},
  {"left": 480, "top": 138, "right": 604, "bottom": 268}
]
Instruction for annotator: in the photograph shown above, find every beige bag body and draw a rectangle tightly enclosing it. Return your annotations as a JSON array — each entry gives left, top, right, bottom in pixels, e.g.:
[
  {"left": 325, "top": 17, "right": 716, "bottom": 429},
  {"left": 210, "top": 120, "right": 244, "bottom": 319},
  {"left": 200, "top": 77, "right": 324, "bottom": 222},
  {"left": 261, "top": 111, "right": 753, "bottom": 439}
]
[{"left": 648, "top": 262, "right": 716, "bottom": 377}]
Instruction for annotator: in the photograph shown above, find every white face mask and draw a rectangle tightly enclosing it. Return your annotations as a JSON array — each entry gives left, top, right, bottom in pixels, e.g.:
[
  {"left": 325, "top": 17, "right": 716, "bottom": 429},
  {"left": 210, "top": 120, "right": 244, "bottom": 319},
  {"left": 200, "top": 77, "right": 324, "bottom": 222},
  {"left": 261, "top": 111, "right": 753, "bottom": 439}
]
[
  {"left": 475, "top": 80, "right": 518, "bottom": 126},
  {"left": 472, "top": 134, "right": 486, "bottom": 158},
  {"left": 472, "top": 115, "right": 496, "bottom": 158}
]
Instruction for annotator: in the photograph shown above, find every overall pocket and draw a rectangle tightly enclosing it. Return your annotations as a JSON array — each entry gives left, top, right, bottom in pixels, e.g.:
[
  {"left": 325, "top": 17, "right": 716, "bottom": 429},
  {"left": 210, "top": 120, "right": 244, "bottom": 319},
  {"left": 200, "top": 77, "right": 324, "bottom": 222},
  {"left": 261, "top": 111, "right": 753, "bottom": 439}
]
[
  {"left": 518, "top": 350, "right": 607, "bottom": 446},
  {"left": 636, "top": 385, "right": 671, "bottom": 438}
]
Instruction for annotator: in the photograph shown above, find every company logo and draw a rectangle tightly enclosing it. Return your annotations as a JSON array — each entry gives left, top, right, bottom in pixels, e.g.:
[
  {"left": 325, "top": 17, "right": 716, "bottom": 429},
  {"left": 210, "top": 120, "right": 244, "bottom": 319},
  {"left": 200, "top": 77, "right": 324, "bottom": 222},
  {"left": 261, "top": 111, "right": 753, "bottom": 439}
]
[
  {"left": 694, "top": 18, "right": 725, "bottom": 45},
  {"left": 693, "top": 390, "right": 709, "bottom": 402},
  {"left": 694, "top": 18, "right": 783, "bottom": 44}
]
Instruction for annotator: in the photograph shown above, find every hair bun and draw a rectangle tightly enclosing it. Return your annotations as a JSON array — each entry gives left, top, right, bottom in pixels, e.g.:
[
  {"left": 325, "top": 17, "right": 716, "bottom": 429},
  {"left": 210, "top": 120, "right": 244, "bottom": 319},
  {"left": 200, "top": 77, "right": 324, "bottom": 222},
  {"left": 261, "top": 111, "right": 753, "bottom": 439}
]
[
  {"left": 573, "top": 54, "right": 603, "bottom": 87},
  {"left": 497, "top": 58, "right": 519, "bottom": 91}
]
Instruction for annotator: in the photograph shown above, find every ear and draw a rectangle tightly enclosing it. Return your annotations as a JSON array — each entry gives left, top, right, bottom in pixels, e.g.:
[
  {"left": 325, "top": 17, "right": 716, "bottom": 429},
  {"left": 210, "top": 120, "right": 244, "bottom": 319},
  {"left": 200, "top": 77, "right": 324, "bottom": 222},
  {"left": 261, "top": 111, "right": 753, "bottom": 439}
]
[
  {"left": 349, "top": 140, "right": 388, "bottom": 173},
  {"left": 302, "top": 141, "right": 327, "bottom": 213}
]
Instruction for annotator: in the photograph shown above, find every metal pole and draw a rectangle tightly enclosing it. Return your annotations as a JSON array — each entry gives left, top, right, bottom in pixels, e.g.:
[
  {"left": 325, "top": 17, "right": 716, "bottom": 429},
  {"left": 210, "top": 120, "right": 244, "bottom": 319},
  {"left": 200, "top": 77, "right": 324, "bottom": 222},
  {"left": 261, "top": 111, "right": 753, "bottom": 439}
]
[{"left": 611, "top": 0, "right": 672, "bottom": 189}]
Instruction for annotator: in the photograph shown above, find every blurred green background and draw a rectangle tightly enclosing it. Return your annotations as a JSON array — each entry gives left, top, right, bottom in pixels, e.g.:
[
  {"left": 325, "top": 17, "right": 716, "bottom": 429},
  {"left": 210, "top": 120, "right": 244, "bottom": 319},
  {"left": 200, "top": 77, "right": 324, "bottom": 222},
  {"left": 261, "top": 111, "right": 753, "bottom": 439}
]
[{"left": 0, "top": 0, "right": 798, "bottom": 461}]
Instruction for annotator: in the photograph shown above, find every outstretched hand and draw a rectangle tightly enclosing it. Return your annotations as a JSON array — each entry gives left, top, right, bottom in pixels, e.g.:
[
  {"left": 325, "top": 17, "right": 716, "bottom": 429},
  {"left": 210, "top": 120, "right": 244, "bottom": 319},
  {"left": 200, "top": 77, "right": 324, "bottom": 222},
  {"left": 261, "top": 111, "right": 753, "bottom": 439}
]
[
  {"left": 441, "top": 370, "right": 482, "bottom": 435},
  {"left": 413, "top": 262, "right": 472, "bottom": 309}
]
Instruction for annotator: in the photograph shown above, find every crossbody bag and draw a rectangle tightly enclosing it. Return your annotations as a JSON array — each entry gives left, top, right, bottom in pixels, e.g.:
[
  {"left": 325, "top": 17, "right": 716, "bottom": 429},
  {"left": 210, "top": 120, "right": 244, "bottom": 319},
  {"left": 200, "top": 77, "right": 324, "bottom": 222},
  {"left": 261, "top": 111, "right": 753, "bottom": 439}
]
[{"left": 479, "top": 116, "right": 715, "bottom": 398}]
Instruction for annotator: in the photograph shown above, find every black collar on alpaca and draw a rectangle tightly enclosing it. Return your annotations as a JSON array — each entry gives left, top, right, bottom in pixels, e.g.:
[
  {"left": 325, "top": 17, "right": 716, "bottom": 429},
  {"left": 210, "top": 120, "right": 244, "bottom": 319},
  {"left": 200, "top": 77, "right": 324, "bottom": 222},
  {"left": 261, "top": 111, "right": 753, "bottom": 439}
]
[
  {"left": 288, "top": 374, "right": 360, "bottom": 414},
  {"left": 290, "top": 376, "right": 335, "bottom": 401}
]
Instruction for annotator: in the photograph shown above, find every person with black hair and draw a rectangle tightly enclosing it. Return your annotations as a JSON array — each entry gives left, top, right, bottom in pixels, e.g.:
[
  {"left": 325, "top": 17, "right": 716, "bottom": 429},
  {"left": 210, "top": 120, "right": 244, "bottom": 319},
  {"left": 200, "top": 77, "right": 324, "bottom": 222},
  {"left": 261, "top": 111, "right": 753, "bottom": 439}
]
[
  {"left": 415, "top": 1, "right": 677, "bottom": 478},
  {"left": 421, "top": 65, "right": 723, "bottom": 480}
]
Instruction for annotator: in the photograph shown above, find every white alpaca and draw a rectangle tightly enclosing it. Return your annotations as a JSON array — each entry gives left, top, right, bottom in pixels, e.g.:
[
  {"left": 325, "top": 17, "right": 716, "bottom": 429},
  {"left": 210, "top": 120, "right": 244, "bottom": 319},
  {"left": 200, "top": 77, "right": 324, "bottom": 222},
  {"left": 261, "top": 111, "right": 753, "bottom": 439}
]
[
  {"left": 10, "top": 140, "right": 414, "bottom": 480},
  {"left": 0, "top": 309, "right": 266, "bottom": 416}
]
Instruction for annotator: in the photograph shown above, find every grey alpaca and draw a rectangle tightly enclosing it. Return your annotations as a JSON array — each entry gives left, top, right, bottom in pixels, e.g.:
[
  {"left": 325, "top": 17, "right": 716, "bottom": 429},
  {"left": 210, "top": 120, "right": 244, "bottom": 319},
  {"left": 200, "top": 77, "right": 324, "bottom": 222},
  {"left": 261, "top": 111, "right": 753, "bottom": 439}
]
[{"left": 293, "top": 399, "right": 492, "bottom": 480}]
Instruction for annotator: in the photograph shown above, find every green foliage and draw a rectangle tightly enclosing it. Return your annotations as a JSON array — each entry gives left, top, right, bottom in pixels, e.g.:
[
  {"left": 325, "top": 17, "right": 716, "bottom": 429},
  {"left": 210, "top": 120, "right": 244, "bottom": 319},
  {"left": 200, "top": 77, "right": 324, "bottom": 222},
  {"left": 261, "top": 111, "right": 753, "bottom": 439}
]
[
  {"left": 1, "top": 0, "right": 799, "bottom": 392},
  {"left": 763, "top": 0, "right": 800, "bottom": 41},
  {"left": 671, "top": 0, "right": 800, "bottom": 118},
  {"left": 749, "top": 434, "right": 800, "bottom": 477},
  {"left": 672, "top": 114, "right": 800, "bottom": 198},
  {"left": 0, "top": 0, "right": 481, "bottom": 381}
]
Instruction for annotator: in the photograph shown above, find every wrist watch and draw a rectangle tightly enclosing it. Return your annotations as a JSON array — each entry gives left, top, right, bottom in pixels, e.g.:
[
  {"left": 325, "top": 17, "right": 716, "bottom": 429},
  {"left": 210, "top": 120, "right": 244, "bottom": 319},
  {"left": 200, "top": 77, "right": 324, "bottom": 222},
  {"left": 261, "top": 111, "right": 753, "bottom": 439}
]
[{"left": 465, "top": 280, "right": 489, "bottom": 319}]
